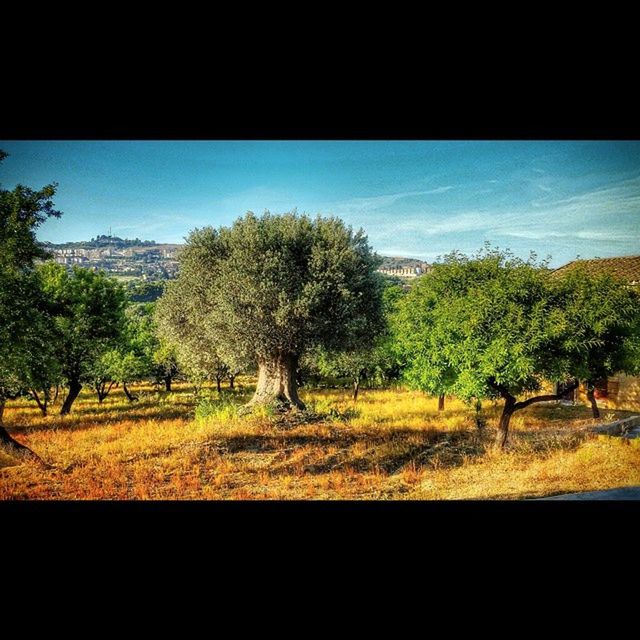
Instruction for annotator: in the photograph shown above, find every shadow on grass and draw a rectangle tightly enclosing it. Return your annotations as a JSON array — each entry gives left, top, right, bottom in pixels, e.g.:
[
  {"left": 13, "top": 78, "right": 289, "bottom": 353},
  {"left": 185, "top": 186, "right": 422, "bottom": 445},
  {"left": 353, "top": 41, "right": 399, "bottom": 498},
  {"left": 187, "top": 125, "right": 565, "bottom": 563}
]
[
  {"left": 5, "top": 406, "right": 192, "bottom": 435},
  {"left": 208, "top": 427, "right": 489, "bottom": 475}
]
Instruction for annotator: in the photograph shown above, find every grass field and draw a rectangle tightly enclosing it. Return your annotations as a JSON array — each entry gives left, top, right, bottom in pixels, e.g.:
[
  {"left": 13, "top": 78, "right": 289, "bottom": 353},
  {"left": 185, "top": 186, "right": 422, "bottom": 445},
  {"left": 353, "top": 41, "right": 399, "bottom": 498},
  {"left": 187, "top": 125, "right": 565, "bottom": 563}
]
[{"left": 1, "top": 381, "right": 639, "bottom": 500}]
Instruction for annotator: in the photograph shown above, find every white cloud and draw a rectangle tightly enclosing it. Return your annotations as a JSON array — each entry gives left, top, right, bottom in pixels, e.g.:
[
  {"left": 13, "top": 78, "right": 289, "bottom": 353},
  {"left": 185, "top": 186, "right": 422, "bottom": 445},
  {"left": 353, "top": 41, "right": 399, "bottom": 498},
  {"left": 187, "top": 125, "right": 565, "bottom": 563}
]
[{"left": 331, "top": 186, "right": 454, "bottom": 215}]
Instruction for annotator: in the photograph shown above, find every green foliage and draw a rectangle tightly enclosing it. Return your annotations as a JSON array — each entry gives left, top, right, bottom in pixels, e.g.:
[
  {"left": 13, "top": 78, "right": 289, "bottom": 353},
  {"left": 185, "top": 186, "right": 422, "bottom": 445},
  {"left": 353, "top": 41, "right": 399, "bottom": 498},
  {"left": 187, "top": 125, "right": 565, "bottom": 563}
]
[
  {"left": 0, "top": 151, "right": 62, "bottom": 404},
  {"left": 156, "top": 211, "right": 385, "bottom": 371},
  {"left": 152, "top": 338, "right": 180, "bottom": 384},
  {"left": 310, "top": 279, "right": 407, "bottom": 390},
  {"left": 556, "top": 266, "right": 640, "bottom": 383},
  {"left": 126, "top": 280, "right": 165, "bottom": 303},
  {"left": 38, "top": 263, "right": 127, "bottom": 387},
  {"left": 394, "top": 246, "right": 640, "bottom": 405}
]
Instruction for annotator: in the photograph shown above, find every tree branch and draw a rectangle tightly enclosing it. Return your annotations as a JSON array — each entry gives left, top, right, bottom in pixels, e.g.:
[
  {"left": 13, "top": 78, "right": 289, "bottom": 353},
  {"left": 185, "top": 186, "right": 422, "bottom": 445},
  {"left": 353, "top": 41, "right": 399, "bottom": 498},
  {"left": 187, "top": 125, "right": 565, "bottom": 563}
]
[
  {"left": 487, "top": 378, "right": 516, "bottom": 403},
  {"left": 514, "top": 380, "right": 579, "bottom": 411}
]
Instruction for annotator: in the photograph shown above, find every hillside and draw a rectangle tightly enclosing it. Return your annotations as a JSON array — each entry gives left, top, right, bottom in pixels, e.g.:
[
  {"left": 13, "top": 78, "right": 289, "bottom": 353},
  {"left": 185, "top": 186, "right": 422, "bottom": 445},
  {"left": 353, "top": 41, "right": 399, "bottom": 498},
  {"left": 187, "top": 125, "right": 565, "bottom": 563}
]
[
  {"left": 378, "top": 255, "right": 430, "bottom": 270},
  {"left": 45, "top": 237, "right": 181, "bottom": 280}
]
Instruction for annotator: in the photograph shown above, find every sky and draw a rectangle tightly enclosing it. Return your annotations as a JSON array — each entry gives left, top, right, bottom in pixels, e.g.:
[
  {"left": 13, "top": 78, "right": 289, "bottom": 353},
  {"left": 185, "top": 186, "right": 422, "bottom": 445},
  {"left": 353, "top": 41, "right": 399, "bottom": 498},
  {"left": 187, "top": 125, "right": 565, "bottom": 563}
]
[{"left": 1, "top": 140, "right": 639, "bottom": 267}]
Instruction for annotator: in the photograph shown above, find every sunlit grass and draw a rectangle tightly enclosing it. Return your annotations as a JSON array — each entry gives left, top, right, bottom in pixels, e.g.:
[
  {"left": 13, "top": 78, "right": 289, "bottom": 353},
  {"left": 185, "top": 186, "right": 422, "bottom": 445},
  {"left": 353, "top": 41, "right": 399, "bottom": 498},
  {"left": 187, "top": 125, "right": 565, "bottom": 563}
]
[{"left": 1, "top": 381, "right": 638, "bottom": 500}]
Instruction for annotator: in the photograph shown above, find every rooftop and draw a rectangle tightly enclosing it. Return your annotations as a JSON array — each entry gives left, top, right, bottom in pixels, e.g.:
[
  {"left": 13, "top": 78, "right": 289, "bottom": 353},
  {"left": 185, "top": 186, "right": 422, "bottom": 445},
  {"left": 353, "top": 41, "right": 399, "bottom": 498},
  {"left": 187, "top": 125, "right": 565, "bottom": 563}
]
[{"left": 553, "top": 255, "right": 640, "bottom": 285}]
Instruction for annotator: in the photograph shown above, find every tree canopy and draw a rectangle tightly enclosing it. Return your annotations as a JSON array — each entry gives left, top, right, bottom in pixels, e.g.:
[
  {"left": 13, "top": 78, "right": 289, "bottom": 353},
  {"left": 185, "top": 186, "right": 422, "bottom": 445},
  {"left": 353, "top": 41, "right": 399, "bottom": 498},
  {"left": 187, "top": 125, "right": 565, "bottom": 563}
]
[
  {"left": 0, "top": 150, "right": 62, "bottom": 458},
  {"left": 394, "top": 246, "right": 640, "bottom": 447},
  {"left": 156, "top": 211, "right": 384, "bottom": 409},
  {"left": 553, "top": 265, "right": 640, "bottom": 416},
  {"left": 39, "top": 263, "right": 127, "bottom": 414}
]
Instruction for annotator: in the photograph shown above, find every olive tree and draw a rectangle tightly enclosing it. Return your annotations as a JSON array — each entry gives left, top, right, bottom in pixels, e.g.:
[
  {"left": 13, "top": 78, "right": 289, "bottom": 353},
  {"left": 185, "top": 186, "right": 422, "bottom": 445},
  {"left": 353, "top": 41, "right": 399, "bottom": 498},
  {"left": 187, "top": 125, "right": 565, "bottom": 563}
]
[{"left": 156, "top": 211, "right": 384, "bottom": 410}]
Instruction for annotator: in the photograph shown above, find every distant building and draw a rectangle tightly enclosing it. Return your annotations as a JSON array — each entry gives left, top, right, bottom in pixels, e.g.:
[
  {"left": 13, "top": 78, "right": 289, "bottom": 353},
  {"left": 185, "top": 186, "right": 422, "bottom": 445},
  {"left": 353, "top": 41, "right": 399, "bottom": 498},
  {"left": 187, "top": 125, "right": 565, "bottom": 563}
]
[{"left": 377, "top": 264, "right": 431, "bottom": 278}]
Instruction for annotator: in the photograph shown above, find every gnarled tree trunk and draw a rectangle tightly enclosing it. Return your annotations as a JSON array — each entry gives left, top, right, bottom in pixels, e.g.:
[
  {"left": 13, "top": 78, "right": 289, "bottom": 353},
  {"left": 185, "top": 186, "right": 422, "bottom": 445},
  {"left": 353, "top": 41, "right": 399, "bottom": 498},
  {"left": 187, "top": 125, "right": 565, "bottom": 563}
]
[
  {"left": 353, "top": 377, "right": 360, "bottom": 401},
  {"left": 248, "top": 352, "right": 305, "bottom": 410},
  {"left": 60, "top": 379, "right": 82, "bottom": 415},
  {"left": 164, "top": 375, "right": 172, "bottom": 392},
  {"left": 229, "top": 374, "right": 235, "bottom": 390},
  {"left": 0, "top": 398, "right": 48, "bottom": 466},
  {"left": 586, "top": 383, "right": 600, "bottom": 419},
  {"left": 438, "top": 394, "right": 445, "bottom": 411}
]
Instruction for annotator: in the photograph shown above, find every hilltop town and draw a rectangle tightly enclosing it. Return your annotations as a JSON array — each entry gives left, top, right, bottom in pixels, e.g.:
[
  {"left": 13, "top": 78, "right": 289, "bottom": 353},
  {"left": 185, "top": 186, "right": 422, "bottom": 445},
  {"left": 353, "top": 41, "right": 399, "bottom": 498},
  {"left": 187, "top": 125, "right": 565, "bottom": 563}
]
[
  {"left": 45, "top": 235, "right": 181, "bottom": 280},
  {"left": 44, "top": 236, "right": 431, "bottom": 282}
]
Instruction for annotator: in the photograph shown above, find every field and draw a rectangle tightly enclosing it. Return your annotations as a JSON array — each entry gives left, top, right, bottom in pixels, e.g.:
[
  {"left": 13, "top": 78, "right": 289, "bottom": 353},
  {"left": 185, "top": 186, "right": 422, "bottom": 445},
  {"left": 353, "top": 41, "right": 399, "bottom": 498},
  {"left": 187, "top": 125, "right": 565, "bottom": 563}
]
[{"left": 1, "top": 381, "right": 639, "bottom": 500}]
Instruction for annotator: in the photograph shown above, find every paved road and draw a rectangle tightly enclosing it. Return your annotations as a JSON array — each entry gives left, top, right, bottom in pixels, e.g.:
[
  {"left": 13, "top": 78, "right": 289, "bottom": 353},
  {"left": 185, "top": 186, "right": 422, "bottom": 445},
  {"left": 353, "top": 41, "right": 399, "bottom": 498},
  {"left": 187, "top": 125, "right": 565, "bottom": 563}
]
[{"left": 537, "top": 486, "right": 640, "bottom": 500}]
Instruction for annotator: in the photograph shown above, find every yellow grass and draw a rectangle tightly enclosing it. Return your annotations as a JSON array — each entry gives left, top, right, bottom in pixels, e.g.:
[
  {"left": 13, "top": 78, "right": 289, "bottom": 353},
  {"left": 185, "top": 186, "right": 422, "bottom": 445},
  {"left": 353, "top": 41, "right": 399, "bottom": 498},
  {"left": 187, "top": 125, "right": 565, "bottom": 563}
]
[{"left": 1, "top": 381, "right": 639, "bottom": 500}]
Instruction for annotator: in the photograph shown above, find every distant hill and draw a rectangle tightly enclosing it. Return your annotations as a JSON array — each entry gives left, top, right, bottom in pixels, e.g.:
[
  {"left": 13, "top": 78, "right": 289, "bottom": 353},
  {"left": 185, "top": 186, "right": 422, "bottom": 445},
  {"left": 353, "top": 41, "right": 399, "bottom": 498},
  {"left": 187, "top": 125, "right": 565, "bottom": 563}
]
[
  {"left": 46, "top": 235, "right": 158, "bottom": 250},
  {"left": 378, "top": 255, "right": 430, "bottom": 270}
]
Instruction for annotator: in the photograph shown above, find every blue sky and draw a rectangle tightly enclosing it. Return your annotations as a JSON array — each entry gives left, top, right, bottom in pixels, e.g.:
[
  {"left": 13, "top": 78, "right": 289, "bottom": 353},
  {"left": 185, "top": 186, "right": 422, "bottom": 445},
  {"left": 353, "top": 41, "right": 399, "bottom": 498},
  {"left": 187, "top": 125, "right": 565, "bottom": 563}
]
[{"left": 1, "top": 140, "right": 639, "bottom": 267}]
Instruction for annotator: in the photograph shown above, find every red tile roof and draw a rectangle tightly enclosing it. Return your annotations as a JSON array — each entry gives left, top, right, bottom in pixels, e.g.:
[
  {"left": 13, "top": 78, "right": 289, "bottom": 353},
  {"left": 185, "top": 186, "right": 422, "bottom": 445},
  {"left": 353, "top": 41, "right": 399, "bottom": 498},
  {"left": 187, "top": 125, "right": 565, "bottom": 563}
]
[{"left": 553, "top": 255, "right": 640, "bottom": 285}]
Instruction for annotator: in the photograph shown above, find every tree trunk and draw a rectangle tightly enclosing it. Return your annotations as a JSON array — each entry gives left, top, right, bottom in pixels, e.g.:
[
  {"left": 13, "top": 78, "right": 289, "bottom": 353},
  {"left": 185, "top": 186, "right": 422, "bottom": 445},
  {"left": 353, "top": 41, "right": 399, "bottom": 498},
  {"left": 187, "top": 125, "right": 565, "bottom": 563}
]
[
  {"left": 53, "top": 384, "right": 60, "bottom": 404},
  {"left": 489, "top": 379, "right": 580, "bottom": 450},
  {"left": 353, "top": 378, "right": 360, "bottom": 401},
  {"left": 31, "top": 389, "right": 48, "bottom": 416},
  {"left": 438, "top": 394, "right": 445, "bottom": 411},
  {"left": 60, "top": 379, "right": 82, "bottom": 415},
  {"left": 248, "top": 352, "right": 305, "bottom": 410},
  {"left": 586, "top": 384, "right": 600, "bottom": 419},
  {"left": 474, "top": 399, "right": 485, "bottom": 432},
  {"left": 0, "top": 398, "right": 48, "bottom": 466},
  {"left": 123, "top": 383, "right": 138, "bottom": 402},
  {"left": 495, "top": 397, "right": 516, "bottom": 449},
  {"left": 164, "top": 375, "right": 172, "bottom": 392},
  {"left": 229, "top": 375, "right": 235, "bottom": 390},
  {"left": 216, "top": 375, "right": 222, "bottom": 393}
]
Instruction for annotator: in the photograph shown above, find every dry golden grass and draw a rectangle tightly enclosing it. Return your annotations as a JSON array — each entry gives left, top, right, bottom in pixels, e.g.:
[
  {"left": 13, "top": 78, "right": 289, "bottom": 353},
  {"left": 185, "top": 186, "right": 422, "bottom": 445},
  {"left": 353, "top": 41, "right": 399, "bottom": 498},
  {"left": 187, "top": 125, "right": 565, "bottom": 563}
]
[{"left": 1, "top": 381, "right": 639, "bottom": 500}]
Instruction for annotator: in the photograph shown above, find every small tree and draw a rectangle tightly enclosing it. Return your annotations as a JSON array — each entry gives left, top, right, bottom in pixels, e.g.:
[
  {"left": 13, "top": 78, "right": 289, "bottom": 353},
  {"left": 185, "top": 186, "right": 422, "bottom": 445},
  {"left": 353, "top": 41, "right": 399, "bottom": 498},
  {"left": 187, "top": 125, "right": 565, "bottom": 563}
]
[
  {"left": 313, "top": 282, "right": 406, "bottom": 400},
  {"left": 396, "top": 247, "right": 639, "bottom": 448},
  {"left": 39, "top": 264, "right": 127, "bottom": 415},
  {"left": 91, "top": 350, "right": 119, "bottom": 404},
  {"left": 153, "top": 340, "right": 179, "bottom": 392},
  {"left": 156, "top": 211, "right": 384, "bottom": 411},
  {"left": 22, "top": 302, "right": 63, "bottom": 416},
  {"left": 117, "top": 304, "right": 161, "bottom": 400},
  {"left": 312, "top": 347, "right": 376, "bottom": 400}
]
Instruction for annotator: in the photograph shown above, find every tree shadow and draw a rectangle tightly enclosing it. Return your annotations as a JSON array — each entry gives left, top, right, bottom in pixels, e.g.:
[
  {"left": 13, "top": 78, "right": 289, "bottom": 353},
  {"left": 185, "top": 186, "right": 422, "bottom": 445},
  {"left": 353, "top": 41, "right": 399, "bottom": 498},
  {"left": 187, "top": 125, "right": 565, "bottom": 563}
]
[
  {"left": 209, "top": 426, "right": 489, "bottom": 476},
  {"left": 506, "top": 427, "right": 589, "bottom": 455},
  {"left": 5, "top": 406, "right": 191, "bottom": 435}
]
